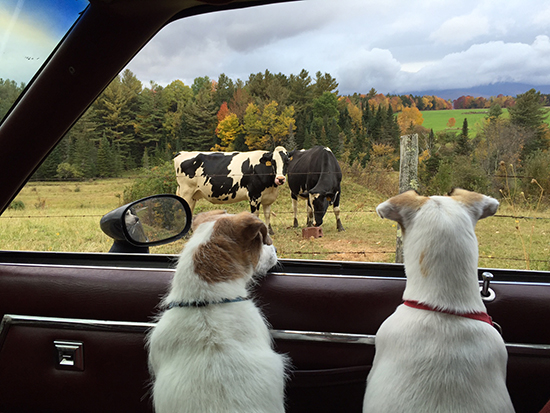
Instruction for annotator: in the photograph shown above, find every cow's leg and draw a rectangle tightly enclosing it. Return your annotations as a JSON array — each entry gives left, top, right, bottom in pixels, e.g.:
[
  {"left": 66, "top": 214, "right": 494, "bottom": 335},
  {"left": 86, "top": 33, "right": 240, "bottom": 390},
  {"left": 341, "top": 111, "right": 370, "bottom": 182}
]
[
  {"left": 177, "top": 195, "right": 196, "bottom": 237},
  {"left": 306, "top": 195, "right": 314, "bottom": 227},
  {"left": 250, "top": 201, "right": 274, "bottom": 235},
  {"left": 291, "top": 194, "right": 299, "bottom": 228},
  {"left": 262, "top": 203, "right": 275, "bottom": 235},
  {"left": 333, "top": 191, "right": 344, "bottom": 231}
]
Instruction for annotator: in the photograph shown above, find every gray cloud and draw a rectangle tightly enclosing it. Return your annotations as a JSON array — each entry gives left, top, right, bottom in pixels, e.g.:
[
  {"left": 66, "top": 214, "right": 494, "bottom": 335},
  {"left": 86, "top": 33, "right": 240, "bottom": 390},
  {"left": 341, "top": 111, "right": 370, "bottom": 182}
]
[{"left": 126, "top": 0, "right": 550, "bottom": 95}]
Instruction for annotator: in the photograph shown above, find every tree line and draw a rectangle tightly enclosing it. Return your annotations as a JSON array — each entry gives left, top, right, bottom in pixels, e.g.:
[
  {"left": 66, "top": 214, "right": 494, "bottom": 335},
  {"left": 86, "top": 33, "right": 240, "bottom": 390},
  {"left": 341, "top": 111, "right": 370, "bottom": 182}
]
[{"left": 1, "top": 74, "right": 550, "bottom": 205}]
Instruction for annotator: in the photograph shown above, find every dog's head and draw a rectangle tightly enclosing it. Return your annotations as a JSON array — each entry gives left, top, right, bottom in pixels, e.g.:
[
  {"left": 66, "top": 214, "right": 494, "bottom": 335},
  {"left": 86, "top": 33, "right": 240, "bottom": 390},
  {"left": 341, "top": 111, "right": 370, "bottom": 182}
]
[
  {"left": 188, "top": 210, "right": 278, "bottom": 285},
  {"left": 376, "top": 188, "right": 498, "bottom": 279}
]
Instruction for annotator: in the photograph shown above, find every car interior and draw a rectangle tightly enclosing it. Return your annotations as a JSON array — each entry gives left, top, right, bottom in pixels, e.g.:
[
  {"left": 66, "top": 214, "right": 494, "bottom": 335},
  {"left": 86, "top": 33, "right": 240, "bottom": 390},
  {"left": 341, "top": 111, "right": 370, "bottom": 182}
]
[{"left": 1, "top": 0, "right": 550, "bottom": 412}]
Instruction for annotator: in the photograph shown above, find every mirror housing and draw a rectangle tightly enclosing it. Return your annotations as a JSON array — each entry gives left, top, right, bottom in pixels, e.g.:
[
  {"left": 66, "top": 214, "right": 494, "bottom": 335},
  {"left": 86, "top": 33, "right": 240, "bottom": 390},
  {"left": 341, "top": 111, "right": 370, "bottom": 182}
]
[{"left": 100, "top": 194, "right": 192, "bottom": 253}]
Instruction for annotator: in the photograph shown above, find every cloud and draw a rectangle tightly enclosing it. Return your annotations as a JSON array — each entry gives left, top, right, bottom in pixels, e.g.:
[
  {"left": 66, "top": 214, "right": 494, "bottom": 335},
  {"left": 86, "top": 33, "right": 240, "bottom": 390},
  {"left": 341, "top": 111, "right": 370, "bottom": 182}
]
[
  {"left": 394, "top": 35, "right": 550, "bottom": 93},
  {"left": 336, "top": 48, "right": 401, "bottom": 93},
  {"left": 124, "top": 0, "right": 550, "bottom": 96},
  {"left": 430, "top": 11, "right": 490, "bottom": 45}
]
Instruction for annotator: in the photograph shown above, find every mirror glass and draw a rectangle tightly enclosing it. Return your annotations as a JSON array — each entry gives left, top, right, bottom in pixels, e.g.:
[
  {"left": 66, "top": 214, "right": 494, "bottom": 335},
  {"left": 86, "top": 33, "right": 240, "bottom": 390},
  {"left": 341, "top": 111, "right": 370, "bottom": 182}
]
[{"left": 124, "top": 196, "right": 189, "bottom": 244}]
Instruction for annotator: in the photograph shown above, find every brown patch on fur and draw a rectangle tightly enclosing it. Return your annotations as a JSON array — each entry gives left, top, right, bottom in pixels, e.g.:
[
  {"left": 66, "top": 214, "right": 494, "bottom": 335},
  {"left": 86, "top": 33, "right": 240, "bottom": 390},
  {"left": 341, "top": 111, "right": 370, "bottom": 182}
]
[
  {"left": 448, "top": 188, "right": 484, "bottom": 207},
  {"left": 419, "top": 250, "right": 429, "bottom": 277},
  {"left": 386, "top": 190, "right": 429, "bottom": 233},
  {"left": 390, "top": 190, "right": 429, "bottom": 211},
  {"left": 193, "top": 212, "right": 271, "bottom": 284},
  {"left": 191, "top": 210, "right": 227, "bottom": 231}
]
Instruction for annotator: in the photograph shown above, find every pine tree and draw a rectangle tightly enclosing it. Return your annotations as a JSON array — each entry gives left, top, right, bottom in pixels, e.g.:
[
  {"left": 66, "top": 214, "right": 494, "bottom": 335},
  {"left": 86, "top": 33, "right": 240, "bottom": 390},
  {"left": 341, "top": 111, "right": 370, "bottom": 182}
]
[
  {"left": 180, "top": 88, "right": 218, "bottom": 150},
  {"left": 97, "top": 135, "right": 116, "bottom": 177},
  {"left": 456, "top": 118, "right": 471, "bottom": 156},
  {"left": 509, "top": 89, "right": 550, "bottom": 156}
]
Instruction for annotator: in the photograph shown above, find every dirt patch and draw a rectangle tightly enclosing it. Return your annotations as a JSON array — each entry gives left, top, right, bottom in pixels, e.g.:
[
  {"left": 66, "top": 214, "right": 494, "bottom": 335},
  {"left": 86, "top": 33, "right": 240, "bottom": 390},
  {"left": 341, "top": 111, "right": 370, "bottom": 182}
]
[{"left": 321, "top": 237, "right": 393, "bottom": 262}]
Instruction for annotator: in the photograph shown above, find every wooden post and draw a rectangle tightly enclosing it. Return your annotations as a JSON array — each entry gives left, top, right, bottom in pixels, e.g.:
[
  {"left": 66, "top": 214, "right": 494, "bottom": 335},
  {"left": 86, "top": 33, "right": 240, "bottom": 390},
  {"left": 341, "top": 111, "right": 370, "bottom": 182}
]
[{"left": 396, "top": 134, "right": 419, "bottom": 263}]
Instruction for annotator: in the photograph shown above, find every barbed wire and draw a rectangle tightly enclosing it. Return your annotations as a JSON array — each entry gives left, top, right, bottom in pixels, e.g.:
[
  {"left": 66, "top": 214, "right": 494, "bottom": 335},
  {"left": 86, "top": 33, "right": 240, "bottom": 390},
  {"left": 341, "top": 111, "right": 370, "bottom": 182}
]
[
  {"left": 26, "top": 170, "right": 543, "bottom": 181},
  {"left": 2, "top": 211, "right": 549, "bottom": 220},
  {"left": 0, "top": 210, "right": 544, "bottom": 221},
  {"left": 275, "top": 251, "right": 548, "bottom": 263}
]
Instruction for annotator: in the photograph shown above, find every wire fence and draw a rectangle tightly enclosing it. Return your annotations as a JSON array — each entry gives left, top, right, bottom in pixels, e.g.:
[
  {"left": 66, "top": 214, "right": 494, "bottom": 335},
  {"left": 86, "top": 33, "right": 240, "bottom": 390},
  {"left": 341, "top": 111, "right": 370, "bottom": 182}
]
[
  {"left": 2, "top": 211, "right": 549, "bottom": 220},
  {"left": 2, "top": 210, "right": 548, "bottom": 266}
]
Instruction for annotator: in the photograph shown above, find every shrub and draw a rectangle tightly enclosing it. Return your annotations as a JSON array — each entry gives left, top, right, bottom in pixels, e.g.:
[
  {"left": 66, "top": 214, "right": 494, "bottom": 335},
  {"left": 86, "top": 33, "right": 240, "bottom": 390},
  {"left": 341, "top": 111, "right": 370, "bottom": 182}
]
[
  {"left": 427, "top": 156, "right": 490, "bottom": 195},
  {"left": 8, "top": 200, "right": 25, "bottom": 210},
  {"left": 521, "top": 150, "right": 550, "bottom": 202},
  {"left": 339, "top": 148, "right": 398, "bottom": 198},
  {"left": 56, "top": 162, "right": 84, "bottom": 180},
  {"left": 123, "top": 161, "right": 178, "bottom": 203}
]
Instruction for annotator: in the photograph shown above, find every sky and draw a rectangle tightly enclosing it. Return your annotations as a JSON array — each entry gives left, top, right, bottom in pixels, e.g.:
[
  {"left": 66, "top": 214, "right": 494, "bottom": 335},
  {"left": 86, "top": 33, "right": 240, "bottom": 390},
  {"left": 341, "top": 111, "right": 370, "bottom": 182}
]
[
  {"left": 126, "top": 0, "right": 550, "bottom": 97},
  {"left": 0, "top": 0, "right": 88, "bottom": 85},
  {"left": 4, "top": 0, "right": 550, "bottom": 97}
]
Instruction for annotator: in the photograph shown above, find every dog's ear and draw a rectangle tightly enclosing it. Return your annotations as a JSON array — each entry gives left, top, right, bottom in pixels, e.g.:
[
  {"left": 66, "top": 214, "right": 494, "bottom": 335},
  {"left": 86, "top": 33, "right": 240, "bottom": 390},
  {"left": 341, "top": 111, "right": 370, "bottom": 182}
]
[
  {"left": 192, "top": 210, "right": 227, "bottom": 231},
  {"left": 233, "top": 212, "right": 272, "bottom": 246},
  {"left": 376, "top": 190, "right": 428, "bottom": 229},
  {"left": 449, "top": 188, "right": 499, "bottom": 221}
]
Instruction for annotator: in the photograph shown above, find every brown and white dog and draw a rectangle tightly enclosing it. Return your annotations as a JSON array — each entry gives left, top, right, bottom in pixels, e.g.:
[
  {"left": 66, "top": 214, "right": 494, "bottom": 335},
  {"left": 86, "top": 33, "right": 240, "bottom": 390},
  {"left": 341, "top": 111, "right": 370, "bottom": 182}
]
[
  {"left": 363, "top": 189, "right": 515, "bottom": 413},
  {"left": 147, "top": 210, "right": 287, "bottom": 413}
]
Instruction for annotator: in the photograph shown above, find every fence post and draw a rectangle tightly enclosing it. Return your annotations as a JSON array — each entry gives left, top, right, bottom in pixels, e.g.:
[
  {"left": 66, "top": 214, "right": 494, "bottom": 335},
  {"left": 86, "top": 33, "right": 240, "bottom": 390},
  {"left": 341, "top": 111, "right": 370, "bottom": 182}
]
[{"left": 396, "top": 134, "right": 419, "bottom": 263}]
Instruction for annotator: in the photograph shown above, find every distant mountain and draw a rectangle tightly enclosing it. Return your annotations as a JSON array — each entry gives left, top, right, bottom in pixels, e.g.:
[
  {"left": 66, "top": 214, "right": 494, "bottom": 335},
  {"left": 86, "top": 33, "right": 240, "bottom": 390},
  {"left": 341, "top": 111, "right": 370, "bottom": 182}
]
[{"left": 402, "top": 83, "right": 550, "bottom": 100}]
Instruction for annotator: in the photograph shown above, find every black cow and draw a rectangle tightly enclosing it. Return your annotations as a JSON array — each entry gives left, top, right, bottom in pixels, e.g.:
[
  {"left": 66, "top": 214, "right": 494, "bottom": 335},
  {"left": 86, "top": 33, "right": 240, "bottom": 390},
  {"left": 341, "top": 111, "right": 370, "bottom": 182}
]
[
  {"left": 174, "top": 146, "right": 289, "bottom": 234},
  {"left": 287, "top": 146, "right": 344, "bottom": 231}
]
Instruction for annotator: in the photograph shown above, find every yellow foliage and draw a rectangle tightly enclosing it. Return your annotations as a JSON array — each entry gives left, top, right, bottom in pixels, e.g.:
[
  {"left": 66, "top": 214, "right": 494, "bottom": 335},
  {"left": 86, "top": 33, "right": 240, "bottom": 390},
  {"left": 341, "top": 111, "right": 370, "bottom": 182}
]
[
  {"left": 244, "top": 101, "right": 295, "bottom": 150},
  {"left": 371, "top": 143, "right": 398, "bottom": 169},
  {"left": 212, "top": 112, "right": 241, "bottom": 151},
  {"left": 347, "top": 103, "right": 362, "bottom": 130},
  {"left": 397, "top": 107, "right": 424, "bottom": 135}
]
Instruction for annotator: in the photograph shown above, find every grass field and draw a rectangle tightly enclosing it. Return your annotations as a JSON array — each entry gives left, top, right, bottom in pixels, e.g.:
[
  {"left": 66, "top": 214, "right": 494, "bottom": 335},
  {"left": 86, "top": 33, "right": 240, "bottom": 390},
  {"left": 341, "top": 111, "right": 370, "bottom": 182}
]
[
  {"left": 2, "top": 176, "right": 550, "bottom": 272},
  {"left": 420, "top": 108, "right": 510, "bottom": 133}
]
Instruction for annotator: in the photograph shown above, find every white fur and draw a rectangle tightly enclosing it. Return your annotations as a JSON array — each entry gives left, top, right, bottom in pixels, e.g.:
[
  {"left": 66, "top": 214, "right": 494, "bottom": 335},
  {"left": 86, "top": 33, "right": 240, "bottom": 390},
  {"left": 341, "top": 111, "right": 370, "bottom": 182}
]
[
  {"left": 147, "top": 217, "right": 287, "bottom": 413},
  {"left": 363, "top": 190, "right": 515, "bottom": 413}
]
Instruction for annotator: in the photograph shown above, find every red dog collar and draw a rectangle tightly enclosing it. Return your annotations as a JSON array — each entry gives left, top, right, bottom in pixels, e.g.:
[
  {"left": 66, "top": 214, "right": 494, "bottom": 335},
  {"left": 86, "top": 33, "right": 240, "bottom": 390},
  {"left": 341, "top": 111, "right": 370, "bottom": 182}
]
[{"left": 404, "top": 300, "right": 494, "bottom": 326}]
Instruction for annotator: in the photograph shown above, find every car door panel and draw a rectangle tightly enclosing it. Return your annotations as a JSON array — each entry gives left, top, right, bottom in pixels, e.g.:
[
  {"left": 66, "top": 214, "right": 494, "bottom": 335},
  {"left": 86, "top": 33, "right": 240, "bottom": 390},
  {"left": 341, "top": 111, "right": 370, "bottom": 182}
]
[{"left": 1, "top": 255, "right": 550, "bottom": 412}]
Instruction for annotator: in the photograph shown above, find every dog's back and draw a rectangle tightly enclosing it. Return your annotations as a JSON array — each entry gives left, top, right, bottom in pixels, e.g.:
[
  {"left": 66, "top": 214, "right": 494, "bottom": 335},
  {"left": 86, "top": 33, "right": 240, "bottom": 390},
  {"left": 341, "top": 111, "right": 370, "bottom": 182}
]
[
  {"left": 148, "top": 211, "right": 287, "bottom": 413},
  {"left": 365, "top": 305, "right": 511, "bottom": 412},
  {"left": 150, "top": 300, "right": 286, "bottom": 413},
  {"left": 364, "top": 189, "right": 514, "bottom": 413}
]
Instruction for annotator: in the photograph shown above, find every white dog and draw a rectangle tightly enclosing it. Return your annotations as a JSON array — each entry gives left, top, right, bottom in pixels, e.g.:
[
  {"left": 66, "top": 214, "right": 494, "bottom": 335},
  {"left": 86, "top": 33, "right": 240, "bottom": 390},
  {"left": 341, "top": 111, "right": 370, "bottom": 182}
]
[
  {"left": 363, "top": 188, "right": 515, "bottom": 413},
  {"left": 147, "top": 210, "right": 287, "bottom": 413}
]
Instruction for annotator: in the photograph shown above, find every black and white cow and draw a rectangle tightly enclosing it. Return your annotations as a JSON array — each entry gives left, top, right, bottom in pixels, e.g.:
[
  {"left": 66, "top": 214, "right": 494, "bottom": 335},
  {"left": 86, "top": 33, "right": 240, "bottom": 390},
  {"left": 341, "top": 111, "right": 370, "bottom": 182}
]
[
  {"left": 174, "top": 146, "right": 289, "bottom": 234},
  {"left": 287, "top": 146, "right": 344, "bottom": 231}
]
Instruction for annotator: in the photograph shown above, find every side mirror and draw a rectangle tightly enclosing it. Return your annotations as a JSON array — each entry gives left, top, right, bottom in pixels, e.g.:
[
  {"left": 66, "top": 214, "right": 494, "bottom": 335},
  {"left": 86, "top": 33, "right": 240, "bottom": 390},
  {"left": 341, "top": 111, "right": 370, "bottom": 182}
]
[{"left": 100, "top": 194, "right": 192, "bottom": 253}]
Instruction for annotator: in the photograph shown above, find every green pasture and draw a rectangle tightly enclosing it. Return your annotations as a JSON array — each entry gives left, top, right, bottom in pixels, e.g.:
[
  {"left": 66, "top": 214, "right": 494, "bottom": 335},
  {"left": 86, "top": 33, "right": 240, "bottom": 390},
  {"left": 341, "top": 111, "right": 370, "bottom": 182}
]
[
  {"left": 420, "top": 108, "right": 510, "bottom": 134},
  {"left": 2, "top": 176, "right": 550, "bottom": 272}
]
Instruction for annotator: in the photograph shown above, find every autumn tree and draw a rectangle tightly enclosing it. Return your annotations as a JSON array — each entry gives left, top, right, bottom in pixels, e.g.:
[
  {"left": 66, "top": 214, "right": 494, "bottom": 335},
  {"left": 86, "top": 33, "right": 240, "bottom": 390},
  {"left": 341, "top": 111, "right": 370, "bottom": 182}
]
[
  {"left": 397, "top": 107, "right": 424, "bottom": 135},
  {"left": 244, "top": 101, "right": 295, "bottom": 150},
  {"left": 229, "top": 87, "right": 253, "bottom": 122},
  {"left": 447, "top": 117, "right": 456, "bottom": 128},
  {"left": 213, "top": 113, "right": 242, "bottom": 151}
]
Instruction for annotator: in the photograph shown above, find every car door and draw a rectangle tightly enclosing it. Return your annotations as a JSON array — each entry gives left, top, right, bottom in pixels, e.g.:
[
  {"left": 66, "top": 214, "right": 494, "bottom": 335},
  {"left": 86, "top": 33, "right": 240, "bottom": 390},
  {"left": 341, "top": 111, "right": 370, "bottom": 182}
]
[{"left": 1, "top": 254, "right": 550, "bottom": 412}]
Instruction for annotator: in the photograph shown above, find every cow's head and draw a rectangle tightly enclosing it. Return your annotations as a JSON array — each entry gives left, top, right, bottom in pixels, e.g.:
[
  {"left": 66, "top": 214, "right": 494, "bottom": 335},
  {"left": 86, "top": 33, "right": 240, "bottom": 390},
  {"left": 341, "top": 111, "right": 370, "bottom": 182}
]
[
  {"left": 300, "top": 190, "right": 337, "bottom": 226},
  {"left": 262, "top": 146, "right": 289, "bottom": 186}
]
